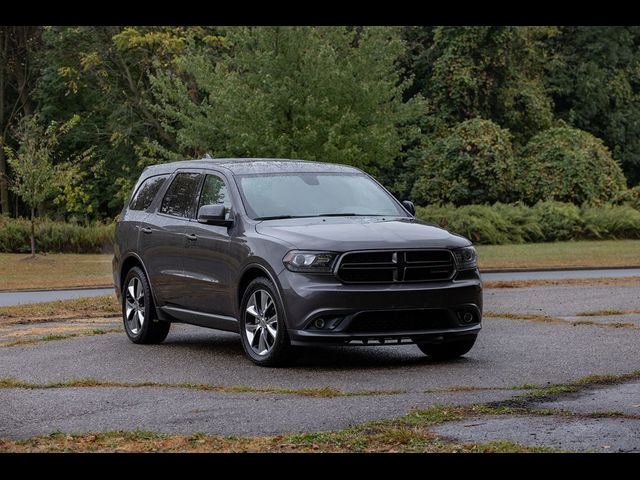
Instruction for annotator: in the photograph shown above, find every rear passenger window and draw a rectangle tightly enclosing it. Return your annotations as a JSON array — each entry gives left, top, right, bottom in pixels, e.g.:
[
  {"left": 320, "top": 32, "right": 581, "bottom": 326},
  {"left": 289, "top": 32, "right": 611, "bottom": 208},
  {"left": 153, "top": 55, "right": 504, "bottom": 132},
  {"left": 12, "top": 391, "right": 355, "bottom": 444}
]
[
  {"left": 160, "top": 173, "right": 202, "bottom": 218},
  {"left": 129, "top": 174, "right": 169, "bottom": 211}
]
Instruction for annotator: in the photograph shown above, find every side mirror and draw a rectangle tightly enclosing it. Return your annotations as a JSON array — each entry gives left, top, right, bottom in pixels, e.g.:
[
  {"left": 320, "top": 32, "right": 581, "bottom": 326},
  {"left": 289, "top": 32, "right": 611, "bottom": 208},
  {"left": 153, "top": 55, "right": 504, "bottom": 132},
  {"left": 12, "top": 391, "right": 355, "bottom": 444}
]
[
  {"left": 402, "top": 200, "right": 416, "bottom": 216},
  {"left": 197, "top": 204, "right": 233, "bottom": 226}
]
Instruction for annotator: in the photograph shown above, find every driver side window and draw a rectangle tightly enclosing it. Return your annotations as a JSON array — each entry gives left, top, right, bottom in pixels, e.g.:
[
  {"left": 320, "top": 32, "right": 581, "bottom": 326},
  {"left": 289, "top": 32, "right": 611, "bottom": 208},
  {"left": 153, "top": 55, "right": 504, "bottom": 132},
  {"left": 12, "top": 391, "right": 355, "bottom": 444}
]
[{"left": 199, "top": 174, "right": 231, "bottom": 217}]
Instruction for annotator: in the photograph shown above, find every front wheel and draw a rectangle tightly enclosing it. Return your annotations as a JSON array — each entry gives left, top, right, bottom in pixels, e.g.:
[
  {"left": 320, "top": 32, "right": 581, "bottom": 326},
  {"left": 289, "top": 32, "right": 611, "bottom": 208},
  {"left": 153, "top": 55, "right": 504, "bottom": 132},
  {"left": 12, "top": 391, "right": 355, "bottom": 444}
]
[
  {"left": 122, "top": 267, "right": 170, "bottom": 344},
  {"left": 416, "top": 336, "right": 476, "bottom": 360},
  {"left": 239, "top": 277, "right": 294, "bottom": 367}
]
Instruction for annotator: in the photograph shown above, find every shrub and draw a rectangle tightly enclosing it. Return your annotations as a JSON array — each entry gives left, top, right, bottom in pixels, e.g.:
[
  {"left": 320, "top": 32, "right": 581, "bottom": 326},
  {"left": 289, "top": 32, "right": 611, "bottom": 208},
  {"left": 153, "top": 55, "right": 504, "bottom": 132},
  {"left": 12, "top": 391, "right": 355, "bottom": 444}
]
[
  {"left": 613, "top": 185, "right": 640, "bottom": 210},
  {"left": 519, "top": 126, "right": 627, "bottom": 205},
  {"left": 415, "top": 201, "right": 640, "bottom": 244},
  {"left": 0, "top": 217, "right": 114, "bottom": 254},
  {"left": 412, "top": 118, "right": 517, "bottom": 206},
  {"left": 581, "top": 205, "right": 640, "bottom": 239}
]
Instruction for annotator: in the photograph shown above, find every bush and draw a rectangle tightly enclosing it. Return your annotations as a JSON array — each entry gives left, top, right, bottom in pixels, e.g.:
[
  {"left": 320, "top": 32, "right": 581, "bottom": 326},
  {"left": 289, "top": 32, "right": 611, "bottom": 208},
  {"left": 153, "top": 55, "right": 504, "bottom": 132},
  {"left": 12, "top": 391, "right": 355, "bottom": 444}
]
[
  {"left": 613, "top": 185, "right": 640, "bottom": 210},
  {"left": 415, "top": 201, "right": 640, "bottom": 244},
  {"left": 0, "top": 217, "right": 114, "bottom": 254},
  {"left": 412, "top": 118, "right": 517, "bottom": 206},
  {"left": 519, "top": 126, "right": 627, "bottom": 205}
]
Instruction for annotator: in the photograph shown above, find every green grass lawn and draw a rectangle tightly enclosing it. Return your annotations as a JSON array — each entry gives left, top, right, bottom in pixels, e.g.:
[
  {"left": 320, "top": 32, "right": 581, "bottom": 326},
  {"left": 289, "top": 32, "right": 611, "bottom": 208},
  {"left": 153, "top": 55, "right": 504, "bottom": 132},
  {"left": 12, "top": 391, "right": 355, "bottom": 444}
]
[
  {"left": 0, "top": 253, "right": 112, "bottom": 291},
  {"left": 476, "top": 239, "right": 640, "bottom": 270},
  {"left": 1, "top": 239, "right": 638, "bottom": 291}
]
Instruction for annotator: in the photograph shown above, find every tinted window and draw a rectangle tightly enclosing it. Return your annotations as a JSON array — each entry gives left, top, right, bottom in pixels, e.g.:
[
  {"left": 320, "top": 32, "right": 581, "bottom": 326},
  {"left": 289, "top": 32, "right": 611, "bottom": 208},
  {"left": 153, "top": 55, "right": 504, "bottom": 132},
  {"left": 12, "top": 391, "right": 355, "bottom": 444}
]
[
  {"left": 198, "top": 174, "right": 231, "bottom": 215},
  {"left": 129, "top": 174, "right": 169, "bottom": 211},
  {"left": 160, "top": 173, "right": 202, "bottom": 218}
]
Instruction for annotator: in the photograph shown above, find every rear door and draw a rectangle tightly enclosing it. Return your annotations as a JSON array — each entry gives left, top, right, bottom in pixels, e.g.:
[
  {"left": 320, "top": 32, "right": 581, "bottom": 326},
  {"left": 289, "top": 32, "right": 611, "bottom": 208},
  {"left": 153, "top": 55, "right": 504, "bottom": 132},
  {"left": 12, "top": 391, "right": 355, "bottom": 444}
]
[
  {"left": 180, "top": 171, "right": 237, "bottom": 316},
  {"left": 139, "top": 170, "right": 203, "bottom": 307}
]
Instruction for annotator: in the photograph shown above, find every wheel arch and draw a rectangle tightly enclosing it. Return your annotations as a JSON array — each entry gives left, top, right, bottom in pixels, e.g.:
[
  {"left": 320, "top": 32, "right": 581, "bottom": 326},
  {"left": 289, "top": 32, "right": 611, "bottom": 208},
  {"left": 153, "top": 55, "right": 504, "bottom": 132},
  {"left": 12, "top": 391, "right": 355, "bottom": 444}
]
[
  {"left": 236, "top": 263, "right": 285, "bottom": 316},
  {"left": 120, "top": 253, "right": 162, "bottom": 317}
]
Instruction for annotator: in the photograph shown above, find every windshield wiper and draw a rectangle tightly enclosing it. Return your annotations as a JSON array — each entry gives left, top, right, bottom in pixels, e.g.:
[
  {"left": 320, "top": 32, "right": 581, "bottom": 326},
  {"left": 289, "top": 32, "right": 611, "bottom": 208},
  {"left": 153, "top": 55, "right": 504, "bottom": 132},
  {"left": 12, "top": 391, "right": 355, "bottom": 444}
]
[
  {"left": 255, "top": 215, "right": 311, "bottom": 221},
  {"left": 314, "top": 213, "right": 386, "bottom": 217}
]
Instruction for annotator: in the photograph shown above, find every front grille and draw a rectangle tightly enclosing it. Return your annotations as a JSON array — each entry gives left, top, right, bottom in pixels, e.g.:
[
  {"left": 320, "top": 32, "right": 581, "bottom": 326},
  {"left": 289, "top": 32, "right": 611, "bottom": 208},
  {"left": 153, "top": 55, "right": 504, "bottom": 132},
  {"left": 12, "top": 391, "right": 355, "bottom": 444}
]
[
  {"left": 336, "top": 249, "right": 455, "bottom": 283},
  {"left": 346, "top": 309, "right": 453, "bottom": 333}
]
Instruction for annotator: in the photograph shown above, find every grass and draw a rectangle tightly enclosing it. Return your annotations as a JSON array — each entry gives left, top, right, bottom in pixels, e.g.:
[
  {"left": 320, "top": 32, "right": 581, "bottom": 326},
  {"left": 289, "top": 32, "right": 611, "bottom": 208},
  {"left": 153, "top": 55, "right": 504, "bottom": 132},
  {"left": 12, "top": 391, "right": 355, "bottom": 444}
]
[
  {"left": 0, "top": 253, "right": 112, "bottom": 291},
  {"left": 484, "top": 277, "right": 640, "bottom": 288},
  {"left": 575, "top": 309, "right": 640, "bottom": 317},
  {"left": 0, "top": 404, "right": 561, "bottom": 453},
  {"left": 505, "top": 370, "right": 640, "bottom": 404},
  {"left": 477, "top": 239, "right": 640, "bottom": 270},
  {"left": 483, "top": 311, "right": 637, "bottom": 329},
  {"left": 0, "top": 377, "right": 403, "bottom": 398},
  {"left": 0, "top": 328, "right": 121, "bottom": 348},
  {"left": 0, "top": 295, "right": 119, "bottom": 326},
  {"left": 4, "top": 370, "right": 639, "bottom": 452},
  {"left": 2, "top": 239, "right": 639, "bottom": 291}
]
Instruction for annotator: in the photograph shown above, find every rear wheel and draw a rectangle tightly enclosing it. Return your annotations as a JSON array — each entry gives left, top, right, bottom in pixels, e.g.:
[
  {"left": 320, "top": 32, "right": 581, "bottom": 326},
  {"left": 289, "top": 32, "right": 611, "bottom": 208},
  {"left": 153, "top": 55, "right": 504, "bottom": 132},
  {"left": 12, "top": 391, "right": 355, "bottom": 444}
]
[
  {"left": 416, "top": 336, "right": 476, "bottom": 360},
  {"left": 122, "top": 267, "right": 170, "bottom": 344},
  {"left": 239, "top": 277, "right": 294, "bottom": 367}
]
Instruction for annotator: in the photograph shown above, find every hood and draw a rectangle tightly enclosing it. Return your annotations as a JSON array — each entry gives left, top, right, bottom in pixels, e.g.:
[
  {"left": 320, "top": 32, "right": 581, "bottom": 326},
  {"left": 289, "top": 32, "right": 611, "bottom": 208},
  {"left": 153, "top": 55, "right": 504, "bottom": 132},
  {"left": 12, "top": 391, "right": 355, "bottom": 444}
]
[{"left": 255, "top": 216, "right": 471, "bottom": 251}]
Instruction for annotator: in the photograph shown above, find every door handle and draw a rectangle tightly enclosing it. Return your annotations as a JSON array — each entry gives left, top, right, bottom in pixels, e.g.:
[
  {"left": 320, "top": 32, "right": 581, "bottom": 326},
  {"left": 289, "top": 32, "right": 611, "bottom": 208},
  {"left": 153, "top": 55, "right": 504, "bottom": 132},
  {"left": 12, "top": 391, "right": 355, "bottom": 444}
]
[
  {"left": 186, "top": 233, "right": 198, "bottom": 241},
  {"left": 141, "top": 227, "right": 153, "bottom": 234}
]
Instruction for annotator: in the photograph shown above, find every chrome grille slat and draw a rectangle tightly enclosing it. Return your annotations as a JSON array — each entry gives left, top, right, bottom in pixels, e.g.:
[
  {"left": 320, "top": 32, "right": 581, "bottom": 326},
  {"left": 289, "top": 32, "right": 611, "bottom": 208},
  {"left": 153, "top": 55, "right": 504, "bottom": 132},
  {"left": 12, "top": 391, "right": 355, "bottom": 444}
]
[{"left": 336, "top": 249, "right": 455, "bottom": 284}]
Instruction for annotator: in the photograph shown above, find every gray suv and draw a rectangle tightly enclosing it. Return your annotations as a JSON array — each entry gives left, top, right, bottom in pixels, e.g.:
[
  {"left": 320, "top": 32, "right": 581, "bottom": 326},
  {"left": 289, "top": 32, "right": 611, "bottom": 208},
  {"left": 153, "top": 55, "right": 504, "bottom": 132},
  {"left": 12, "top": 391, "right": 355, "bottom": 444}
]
[{"left": 113, "top": 158, "right": 482, "bottom": 366}]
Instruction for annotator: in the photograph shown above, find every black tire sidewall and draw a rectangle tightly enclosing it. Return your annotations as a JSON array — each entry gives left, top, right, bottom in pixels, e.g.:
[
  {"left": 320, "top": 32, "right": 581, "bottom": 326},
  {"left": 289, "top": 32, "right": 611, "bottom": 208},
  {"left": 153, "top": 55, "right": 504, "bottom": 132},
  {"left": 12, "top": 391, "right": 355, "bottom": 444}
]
[
  {"left": 239, "top": 277, "right": 291, "bottom": 366},
  {"left": 417, "top": 336, "right": 477, "bottom": 359}
]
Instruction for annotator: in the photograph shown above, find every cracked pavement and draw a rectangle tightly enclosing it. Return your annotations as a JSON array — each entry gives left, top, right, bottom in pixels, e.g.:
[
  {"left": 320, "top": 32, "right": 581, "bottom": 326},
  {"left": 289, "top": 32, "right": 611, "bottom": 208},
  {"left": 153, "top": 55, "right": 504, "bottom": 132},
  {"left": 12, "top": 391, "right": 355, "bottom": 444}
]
[{"left": 1, "top": 283, "right": 639, "bottom": 451}]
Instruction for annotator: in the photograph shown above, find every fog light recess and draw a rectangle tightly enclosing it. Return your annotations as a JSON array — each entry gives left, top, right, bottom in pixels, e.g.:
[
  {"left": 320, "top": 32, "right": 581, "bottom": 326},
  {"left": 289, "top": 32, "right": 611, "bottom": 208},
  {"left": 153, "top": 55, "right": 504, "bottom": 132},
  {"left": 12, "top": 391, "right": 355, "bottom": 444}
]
[
  {"left": 309, "top": 315, "right": 345, "bottom": 330},
  {"left": 457, "top": 310, "right": 477, "bottom": 325}
]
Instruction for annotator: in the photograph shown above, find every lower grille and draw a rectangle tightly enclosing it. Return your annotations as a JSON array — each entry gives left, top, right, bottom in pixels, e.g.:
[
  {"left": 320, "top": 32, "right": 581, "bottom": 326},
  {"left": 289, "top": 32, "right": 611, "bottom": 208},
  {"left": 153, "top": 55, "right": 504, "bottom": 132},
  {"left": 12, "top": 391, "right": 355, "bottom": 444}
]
[
  {"left": 336, "top": 249, "right": 455, "bottom": 283},
  {"left": 346, "top": 309, "right": 453, "bottom": 333}
]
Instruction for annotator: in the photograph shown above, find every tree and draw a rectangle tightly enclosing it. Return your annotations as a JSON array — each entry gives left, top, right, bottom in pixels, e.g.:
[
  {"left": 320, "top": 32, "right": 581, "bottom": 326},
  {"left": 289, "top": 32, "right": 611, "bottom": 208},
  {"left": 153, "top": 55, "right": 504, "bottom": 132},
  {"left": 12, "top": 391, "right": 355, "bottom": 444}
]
[
  {"left": 4, "top": 113, "right": 78, "bottom": 257},
  {"left": 146, "top": 26, "right": 424, "bottom": 178},
  {"left": 411, "top": 118, "right": 517, "bottom": 206},
  {"left": 0, "top": 27, "right": 43, "bottom": 216},
  {"left": 544, "top": 26, "right": 640, "bottom": 185},
  {"left": 34, "top": 26, "right": 224, "bottom": 220},
  {"left": 401, "top": 26, "right": 555, "bottom": 144},
  {"left": 519, "top": 125, "right": 627, "bottom": 205}
]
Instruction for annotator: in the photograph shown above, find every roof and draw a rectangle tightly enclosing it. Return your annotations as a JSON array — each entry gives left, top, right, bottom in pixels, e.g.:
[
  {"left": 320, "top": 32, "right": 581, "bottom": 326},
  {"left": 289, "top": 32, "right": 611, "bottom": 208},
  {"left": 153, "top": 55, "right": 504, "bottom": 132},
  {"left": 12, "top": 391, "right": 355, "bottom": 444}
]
[{"left": 143, "top": 158, "right": 363, "bottom": 176}]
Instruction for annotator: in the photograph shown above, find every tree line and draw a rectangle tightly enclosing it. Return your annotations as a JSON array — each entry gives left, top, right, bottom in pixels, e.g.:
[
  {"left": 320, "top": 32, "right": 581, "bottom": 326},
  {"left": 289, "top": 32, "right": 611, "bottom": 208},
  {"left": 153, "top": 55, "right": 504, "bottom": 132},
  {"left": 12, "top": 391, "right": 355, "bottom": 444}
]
[{"left": 1, "top": 26, "right": 640, "bottom": 224}]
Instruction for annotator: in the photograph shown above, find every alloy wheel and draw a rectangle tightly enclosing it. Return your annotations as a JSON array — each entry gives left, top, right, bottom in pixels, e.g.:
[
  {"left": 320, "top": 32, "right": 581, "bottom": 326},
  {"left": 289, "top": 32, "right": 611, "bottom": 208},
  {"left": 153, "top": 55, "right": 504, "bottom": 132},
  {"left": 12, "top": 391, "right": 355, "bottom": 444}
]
[
  {"left": 244, "top": 289, "right": 278, "bottom": 356},
  {"left": 125, "top": 277, "right": 145, "bottom": 335}
]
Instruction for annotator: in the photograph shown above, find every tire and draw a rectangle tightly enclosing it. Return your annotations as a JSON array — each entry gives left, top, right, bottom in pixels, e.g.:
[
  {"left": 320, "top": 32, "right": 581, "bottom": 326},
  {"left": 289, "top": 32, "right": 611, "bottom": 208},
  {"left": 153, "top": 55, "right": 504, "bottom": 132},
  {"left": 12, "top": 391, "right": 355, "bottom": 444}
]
[
  {"left": 239, "top": 277, "right": 294, "bottom": 367},
  {"left": 122, "top": 266, "right": 171, "bottom": 344},
  {"left": 416, "top": 336, "right": 476, "bottom": 360}
]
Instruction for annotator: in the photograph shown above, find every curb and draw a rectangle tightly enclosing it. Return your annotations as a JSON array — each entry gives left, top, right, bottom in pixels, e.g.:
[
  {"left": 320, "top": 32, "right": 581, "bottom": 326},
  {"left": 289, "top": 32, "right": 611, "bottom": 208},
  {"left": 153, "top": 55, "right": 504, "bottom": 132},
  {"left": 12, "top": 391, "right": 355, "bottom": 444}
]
[
  {"left": 0, "top": 285, "right": 113, "bottom": 294},
  {"left": 481, "top": 266, "right": 640, "bottom": 273}
]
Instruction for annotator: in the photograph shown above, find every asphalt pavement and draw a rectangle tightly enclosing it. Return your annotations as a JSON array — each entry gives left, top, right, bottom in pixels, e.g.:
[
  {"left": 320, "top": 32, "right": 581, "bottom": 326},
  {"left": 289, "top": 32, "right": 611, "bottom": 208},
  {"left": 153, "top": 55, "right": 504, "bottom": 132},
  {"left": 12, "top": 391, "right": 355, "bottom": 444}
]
[{"left": 1, "top": 281, "right": 639, "bottom": 451}]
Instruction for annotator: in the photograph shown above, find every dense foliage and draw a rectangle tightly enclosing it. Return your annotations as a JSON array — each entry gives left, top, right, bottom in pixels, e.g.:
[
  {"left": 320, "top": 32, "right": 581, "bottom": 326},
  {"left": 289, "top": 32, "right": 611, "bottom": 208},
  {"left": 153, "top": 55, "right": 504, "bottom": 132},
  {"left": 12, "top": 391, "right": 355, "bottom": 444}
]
[
  {"left": 518, "top": 126, "right": 627, "bottom": 204},
  {"left": 0, "top": 216, "right": 113, "bottom": 253},
  {"left": 2, "top": 26, "right": 640, "bottom": 228},
  {"left": 411, "top": 118, "right": 516, "bottom": 206},
  {"left": 416, "top": 202, "right": 640, "bottom": 245}
]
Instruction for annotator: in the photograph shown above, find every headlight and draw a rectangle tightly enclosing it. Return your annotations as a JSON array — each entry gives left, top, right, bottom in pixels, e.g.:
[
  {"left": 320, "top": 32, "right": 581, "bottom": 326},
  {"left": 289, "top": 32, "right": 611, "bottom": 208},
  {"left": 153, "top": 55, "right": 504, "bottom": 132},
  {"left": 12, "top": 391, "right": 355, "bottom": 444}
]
[
  {"left": 283, "top": 250, "right": 338, "bottom": 273},
  {"left": 452, "top": 246, "right": 477, "bottom": 271}
]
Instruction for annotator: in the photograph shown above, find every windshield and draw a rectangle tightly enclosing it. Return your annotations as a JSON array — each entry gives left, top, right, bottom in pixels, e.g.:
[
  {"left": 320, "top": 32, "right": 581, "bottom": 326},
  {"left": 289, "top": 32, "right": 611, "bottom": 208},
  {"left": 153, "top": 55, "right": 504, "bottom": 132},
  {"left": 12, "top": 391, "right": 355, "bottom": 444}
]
[{"left": 236, "top": 172, "right": 408, "bottom": 220}]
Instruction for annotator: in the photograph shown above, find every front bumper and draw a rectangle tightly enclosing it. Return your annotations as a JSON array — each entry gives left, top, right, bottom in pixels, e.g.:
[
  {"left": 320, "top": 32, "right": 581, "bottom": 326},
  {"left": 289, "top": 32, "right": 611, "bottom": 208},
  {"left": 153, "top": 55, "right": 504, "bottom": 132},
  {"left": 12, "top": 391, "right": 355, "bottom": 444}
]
[{"left": 277, "top": 269, "right": 483, "bottom": 346}]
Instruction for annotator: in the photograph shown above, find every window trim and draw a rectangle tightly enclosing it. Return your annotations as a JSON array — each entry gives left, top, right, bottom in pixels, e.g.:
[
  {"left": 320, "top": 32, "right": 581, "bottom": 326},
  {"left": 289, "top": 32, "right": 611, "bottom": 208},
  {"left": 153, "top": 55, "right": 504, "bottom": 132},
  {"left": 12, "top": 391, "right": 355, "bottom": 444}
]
[
  {"left": 128, "top": 173, "right": 170, "bottom": 212},
  {"left": 158, "top": 171, "right": 205, "bottom": 220}
]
